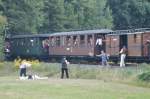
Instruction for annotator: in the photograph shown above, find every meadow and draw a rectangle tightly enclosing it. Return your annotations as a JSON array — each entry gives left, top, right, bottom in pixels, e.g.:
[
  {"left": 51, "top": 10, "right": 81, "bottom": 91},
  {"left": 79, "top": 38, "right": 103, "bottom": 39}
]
[{"left": 0, "top": 61, "right": 150, "bottom": 99}]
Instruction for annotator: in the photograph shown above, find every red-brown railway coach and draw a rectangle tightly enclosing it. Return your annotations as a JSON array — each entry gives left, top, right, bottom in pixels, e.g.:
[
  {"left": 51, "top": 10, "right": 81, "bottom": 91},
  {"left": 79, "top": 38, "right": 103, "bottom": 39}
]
[
  {"left": 48, "top": 29, "right": 113, "bottom": 57},
  {"left": 106, "top": 28, "right": 150, "bottom": 62}
]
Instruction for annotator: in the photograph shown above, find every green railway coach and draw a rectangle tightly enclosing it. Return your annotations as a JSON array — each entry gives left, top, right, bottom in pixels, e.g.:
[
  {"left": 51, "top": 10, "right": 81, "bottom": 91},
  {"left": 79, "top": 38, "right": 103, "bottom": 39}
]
[{"left": 9, "top": 34, "right": 51, "bottom": 59}]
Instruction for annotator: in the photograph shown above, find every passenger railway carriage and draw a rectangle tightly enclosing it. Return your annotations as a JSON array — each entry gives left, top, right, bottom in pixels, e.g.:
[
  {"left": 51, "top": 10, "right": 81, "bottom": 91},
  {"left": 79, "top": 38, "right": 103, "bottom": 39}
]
[
  {"left": 106, "top": 28, "right": 150, "bottom": 62},
  {"left": 9, "top": 34, "right": 51, "bottom": 59},
  {"left": 48, "top": 29, "right": 112, "bottom": 57},
  {"left": 5, "top": 28, "right": 150, "bottom": 63}
]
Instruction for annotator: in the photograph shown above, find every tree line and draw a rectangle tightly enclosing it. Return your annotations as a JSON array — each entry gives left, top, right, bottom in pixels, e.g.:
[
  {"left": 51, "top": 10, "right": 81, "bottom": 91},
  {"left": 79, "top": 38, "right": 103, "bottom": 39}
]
[
  {"left": 0, "top": 0, "right": 149, "bottom": 59},
  {"left": 0, "top": 0, "right": 150, "bottom": 35}
]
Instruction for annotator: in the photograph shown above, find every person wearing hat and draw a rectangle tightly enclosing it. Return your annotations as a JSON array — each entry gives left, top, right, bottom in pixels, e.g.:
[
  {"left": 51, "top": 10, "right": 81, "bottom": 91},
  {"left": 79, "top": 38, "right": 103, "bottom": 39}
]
[{"left": 61, "top": 57, "right": 69, "bottom": 79}]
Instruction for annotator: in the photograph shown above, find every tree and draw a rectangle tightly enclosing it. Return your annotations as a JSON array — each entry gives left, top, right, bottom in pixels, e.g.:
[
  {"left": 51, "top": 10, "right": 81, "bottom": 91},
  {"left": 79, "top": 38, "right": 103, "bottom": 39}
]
[
  {"left": 93, "top": 0, "right": 113, "bottom": 29},
  {"left": 0, "top": 15, "right": 7, "bottom": 60},
  {"left": 65, "top": 0, "right": 113, "bottom": 30},
  {"left": 1, "top": 0, "right": 43, "bottom": 34},
  {"left": 23, "top": 0, "right": 45, "bottom": 33},
  {"left": 63, "top": 1, "right": 78, "bottom": 31},
  {"left": 107, "top": 0, "right": 150, "bottom": 29},
  {"left": 41, "top": 0, "right": 65, "bottom": 33}
]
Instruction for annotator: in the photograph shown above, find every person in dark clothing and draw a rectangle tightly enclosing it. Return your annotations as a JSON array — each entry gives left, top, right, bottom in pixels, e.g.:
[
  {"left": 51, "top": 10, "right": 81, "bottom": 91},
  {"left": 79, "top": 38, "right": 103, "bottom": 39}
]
[{"left": 61, "top": 57, "right": 69, "bottom": 79}]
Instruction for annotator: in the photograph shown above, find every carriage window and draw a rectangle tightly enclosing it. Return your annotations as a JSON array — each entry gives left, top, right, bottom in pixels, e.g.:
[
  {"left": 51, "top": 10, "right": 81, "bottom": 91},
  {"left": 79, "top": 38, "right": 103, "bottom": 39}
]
[
  {"left": 25, "top": 38, "right": 30, "bottom": 47},
  {"left": 5, "top": 41, "right": 10, "bottom": 53},
  {"left": 80, "top": 35, "right": 85, "bottom": 46},
  {"left": 20, "top": 39, "right": 24, "bottom": 46},
  {"left": 42, "top": 39, "right": 49, "bottom": 48},
  {"left": 61, "top": 36, "right": 65, "bottom": 46},
  {"left": 87, "top": 35, "right": 93, "bottom": 46},
  {"left": 50, "top": 37, "right": 55, "bottom": 46},
  {"left": 21, "top": 39, "right": 24, "bottom": 46},
  {"left": 30, "top": 39, "right": 34, "bottom": 46},
  {"left": 56, "top": 37, "right": 60, "bottom": 46},
  {"left": 5, "top": 41, "right": 10, "bottom": 48},
  {"left": 134, "top": 34, "right": 137, "bottom": 43},
  {"left": 73, "top": 36, "right": 78, "bottom": 46},
  {"left": 15, "top": 39, "right": 17, "bottom": 46},
  {"left": 30, "top": 38, "right": 37, "bottom": 46},
  {"left": 66, "top": 36, "right": 71, "bottom": 46},
  {"left": 17, "top": 39, "right": 19, "bottom": 46}
]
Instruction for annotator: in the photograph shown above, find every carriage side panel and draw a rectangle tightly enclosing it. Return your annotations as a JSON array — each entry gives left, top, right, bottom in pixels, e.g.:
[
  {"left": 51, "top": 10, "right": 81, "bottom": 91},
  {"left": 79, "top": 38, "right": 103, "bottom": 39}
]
[
  {"left": 127, "top": 34, "right": 142, "bottom": 56},
  {"left": 106, "top": 35, "right": 120, "bottom": 56},
  {"left": 49, "top": 34, "right": 95, "bottom": 56}
]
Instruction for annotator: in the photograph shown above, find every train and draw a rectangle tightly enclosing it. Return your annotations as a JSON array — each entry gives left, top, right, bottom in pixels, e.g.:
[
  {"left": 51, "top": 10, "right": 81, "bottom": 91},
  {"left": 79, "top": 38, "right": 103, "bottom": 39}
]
[{"left": 4, "top": 28, "right": 150, "bottom": 63}]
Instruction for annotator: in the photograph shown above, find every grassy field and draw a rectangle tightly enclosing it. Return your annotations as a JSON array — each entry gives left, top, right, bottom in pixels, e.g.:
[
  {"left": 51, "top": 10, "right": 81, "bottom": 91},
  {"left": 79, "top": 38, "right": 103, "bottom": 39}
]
[
  {"left": 0, "top": 76, "right": 150, "bottom": 99},
  {"left": 0, "top": 62, "right": 150, "bottom": 99}
]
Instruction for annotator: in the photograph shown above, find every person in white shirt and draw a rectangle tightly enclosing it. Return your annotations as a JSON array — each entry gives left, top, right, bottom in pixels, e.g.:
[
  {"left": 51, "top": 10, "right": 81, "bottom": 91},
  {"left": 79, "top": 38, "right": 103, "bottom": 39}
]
[
  {"left": 96, "top": 37, "right": 102, "bottom": 46},
  {"left": 19, "top": 60, "right": 31, "bottom": 77},
  {"left": 96, "top": 36, "right": 103, "bottom": 54},
  {"left": 19, "top": 60, "right": 27, "bottom": 77},
  {"left": 119, "top": 46, "right": 127, "bottom": 67}
]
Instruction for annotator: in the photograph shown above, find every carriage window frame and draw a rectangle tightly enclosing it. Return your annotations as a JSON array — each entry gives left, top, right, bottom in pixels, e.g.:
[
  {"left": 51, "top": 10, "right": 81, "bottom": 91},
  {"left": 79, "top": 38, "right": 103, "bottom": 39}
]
[
  {"left": 14, "top": 39, "right": 18, "bottom": 47},
  {"left": 56, "top": 36, "right": 61, "bottom": 46},
  {"left": 18, "top": 38, "right": 22, "bottom": 46},
  {"left": 66, "top": 36, "right": 71, "bottom": 46},
  {"left": 73, "top": 36, "right": 78, "bottom": 46},
  {"left": 134, "top": 34, "right": 137, "bottom": 43},
  {"left": 87, "top": 35, "right": 93, "bottom": 46},
  {"left": 30, "top": 38, "right": 35, "bottom": 47},
  {"left": 80, "top": 35, "right": 85, "bottom": 46},
  {"left": 61, "top": 36, "right": 65, "bottom": 46},
  {"left": 49, "top": 37, "right": 55, "bottom": 47}
]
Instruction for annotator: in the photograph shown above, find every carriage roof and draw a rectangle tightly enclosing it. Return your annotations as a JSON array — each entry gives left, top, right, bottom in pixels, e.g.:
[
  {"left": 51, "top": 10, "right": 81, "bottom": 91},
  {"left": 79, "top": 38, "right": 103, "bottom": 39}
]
[
  {"left": 108, "top": 28, "right": 150, "bottom": 36},
  {"left": 11, "top": 34, "right": 51, "bottom": 39},
  {"left": 50, "top": 29, "right": 113, "bottom": 36},
  {"left": 11, "top": 29, "right": 113, "bottom": 38}
]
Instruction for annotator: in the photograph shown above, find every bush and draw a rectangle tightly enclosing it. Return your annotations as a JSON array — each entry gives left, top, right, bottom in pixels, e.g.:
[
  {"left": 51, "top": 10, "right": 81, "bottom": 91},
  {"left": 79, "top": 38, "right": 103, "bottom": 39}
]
[{"left": 138, "top": 72, "right": 150, "bottom": 82}]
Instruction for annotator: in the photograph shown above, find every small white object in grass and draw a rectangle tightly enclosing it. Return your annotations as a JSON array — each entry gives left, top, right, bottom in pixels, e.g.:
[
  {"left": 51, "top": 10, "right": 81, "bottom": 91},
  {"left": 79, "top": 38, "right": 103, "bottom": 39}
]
[
  {"left": 19, "top": 76, "right": 28, "bottom": 80},
  {"left": 33, "top": 75, "right": 48, "bottom": 80}
]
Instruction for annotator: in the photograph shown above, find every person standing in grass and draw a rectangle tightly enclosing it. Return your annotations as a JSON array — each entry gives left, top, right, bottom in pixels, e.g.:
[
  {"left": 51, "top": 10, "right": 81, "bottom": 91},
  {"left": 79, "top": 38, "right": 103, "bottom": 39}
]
[
  {"left": 19, "top": 60, "right": 27, "bottom": 78},
  {"left": 61, "top": 57, "right": 69, "bottom": 79},
  {"left": 19, "top": 60, "right": 31, "bottom": 79},
  {"left": 119, "top": 46, "right": 127, "bottom": 67},
  {"left": 96, "top": 50, "right": 109, "bottom": 66}
]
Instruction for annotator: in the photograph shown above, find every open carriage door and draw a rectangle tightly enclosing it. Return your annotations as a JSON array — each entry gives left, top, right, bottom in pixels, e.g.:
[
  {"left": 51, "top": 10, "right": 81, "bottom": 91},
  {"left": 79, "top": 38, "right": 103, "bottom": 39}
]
[
  {"left": 94, "top": 34, "right": 106, "bottom": 55},
  {"left": 119, "top": 35, "right": 128, "bottom": 50}
]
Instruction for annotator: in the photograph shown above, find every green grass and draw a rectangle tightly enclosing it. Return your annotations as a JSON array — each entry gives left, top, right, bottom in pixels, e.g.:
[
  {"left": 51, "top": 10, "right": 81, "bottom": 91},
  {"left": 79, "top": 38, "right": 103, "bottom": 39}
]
[
  {"left": 0, "top": 77, "right": 150, "bottom": 99},
  {"left": 0, "top": 62, "right": 150, "bottom": 99}
]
